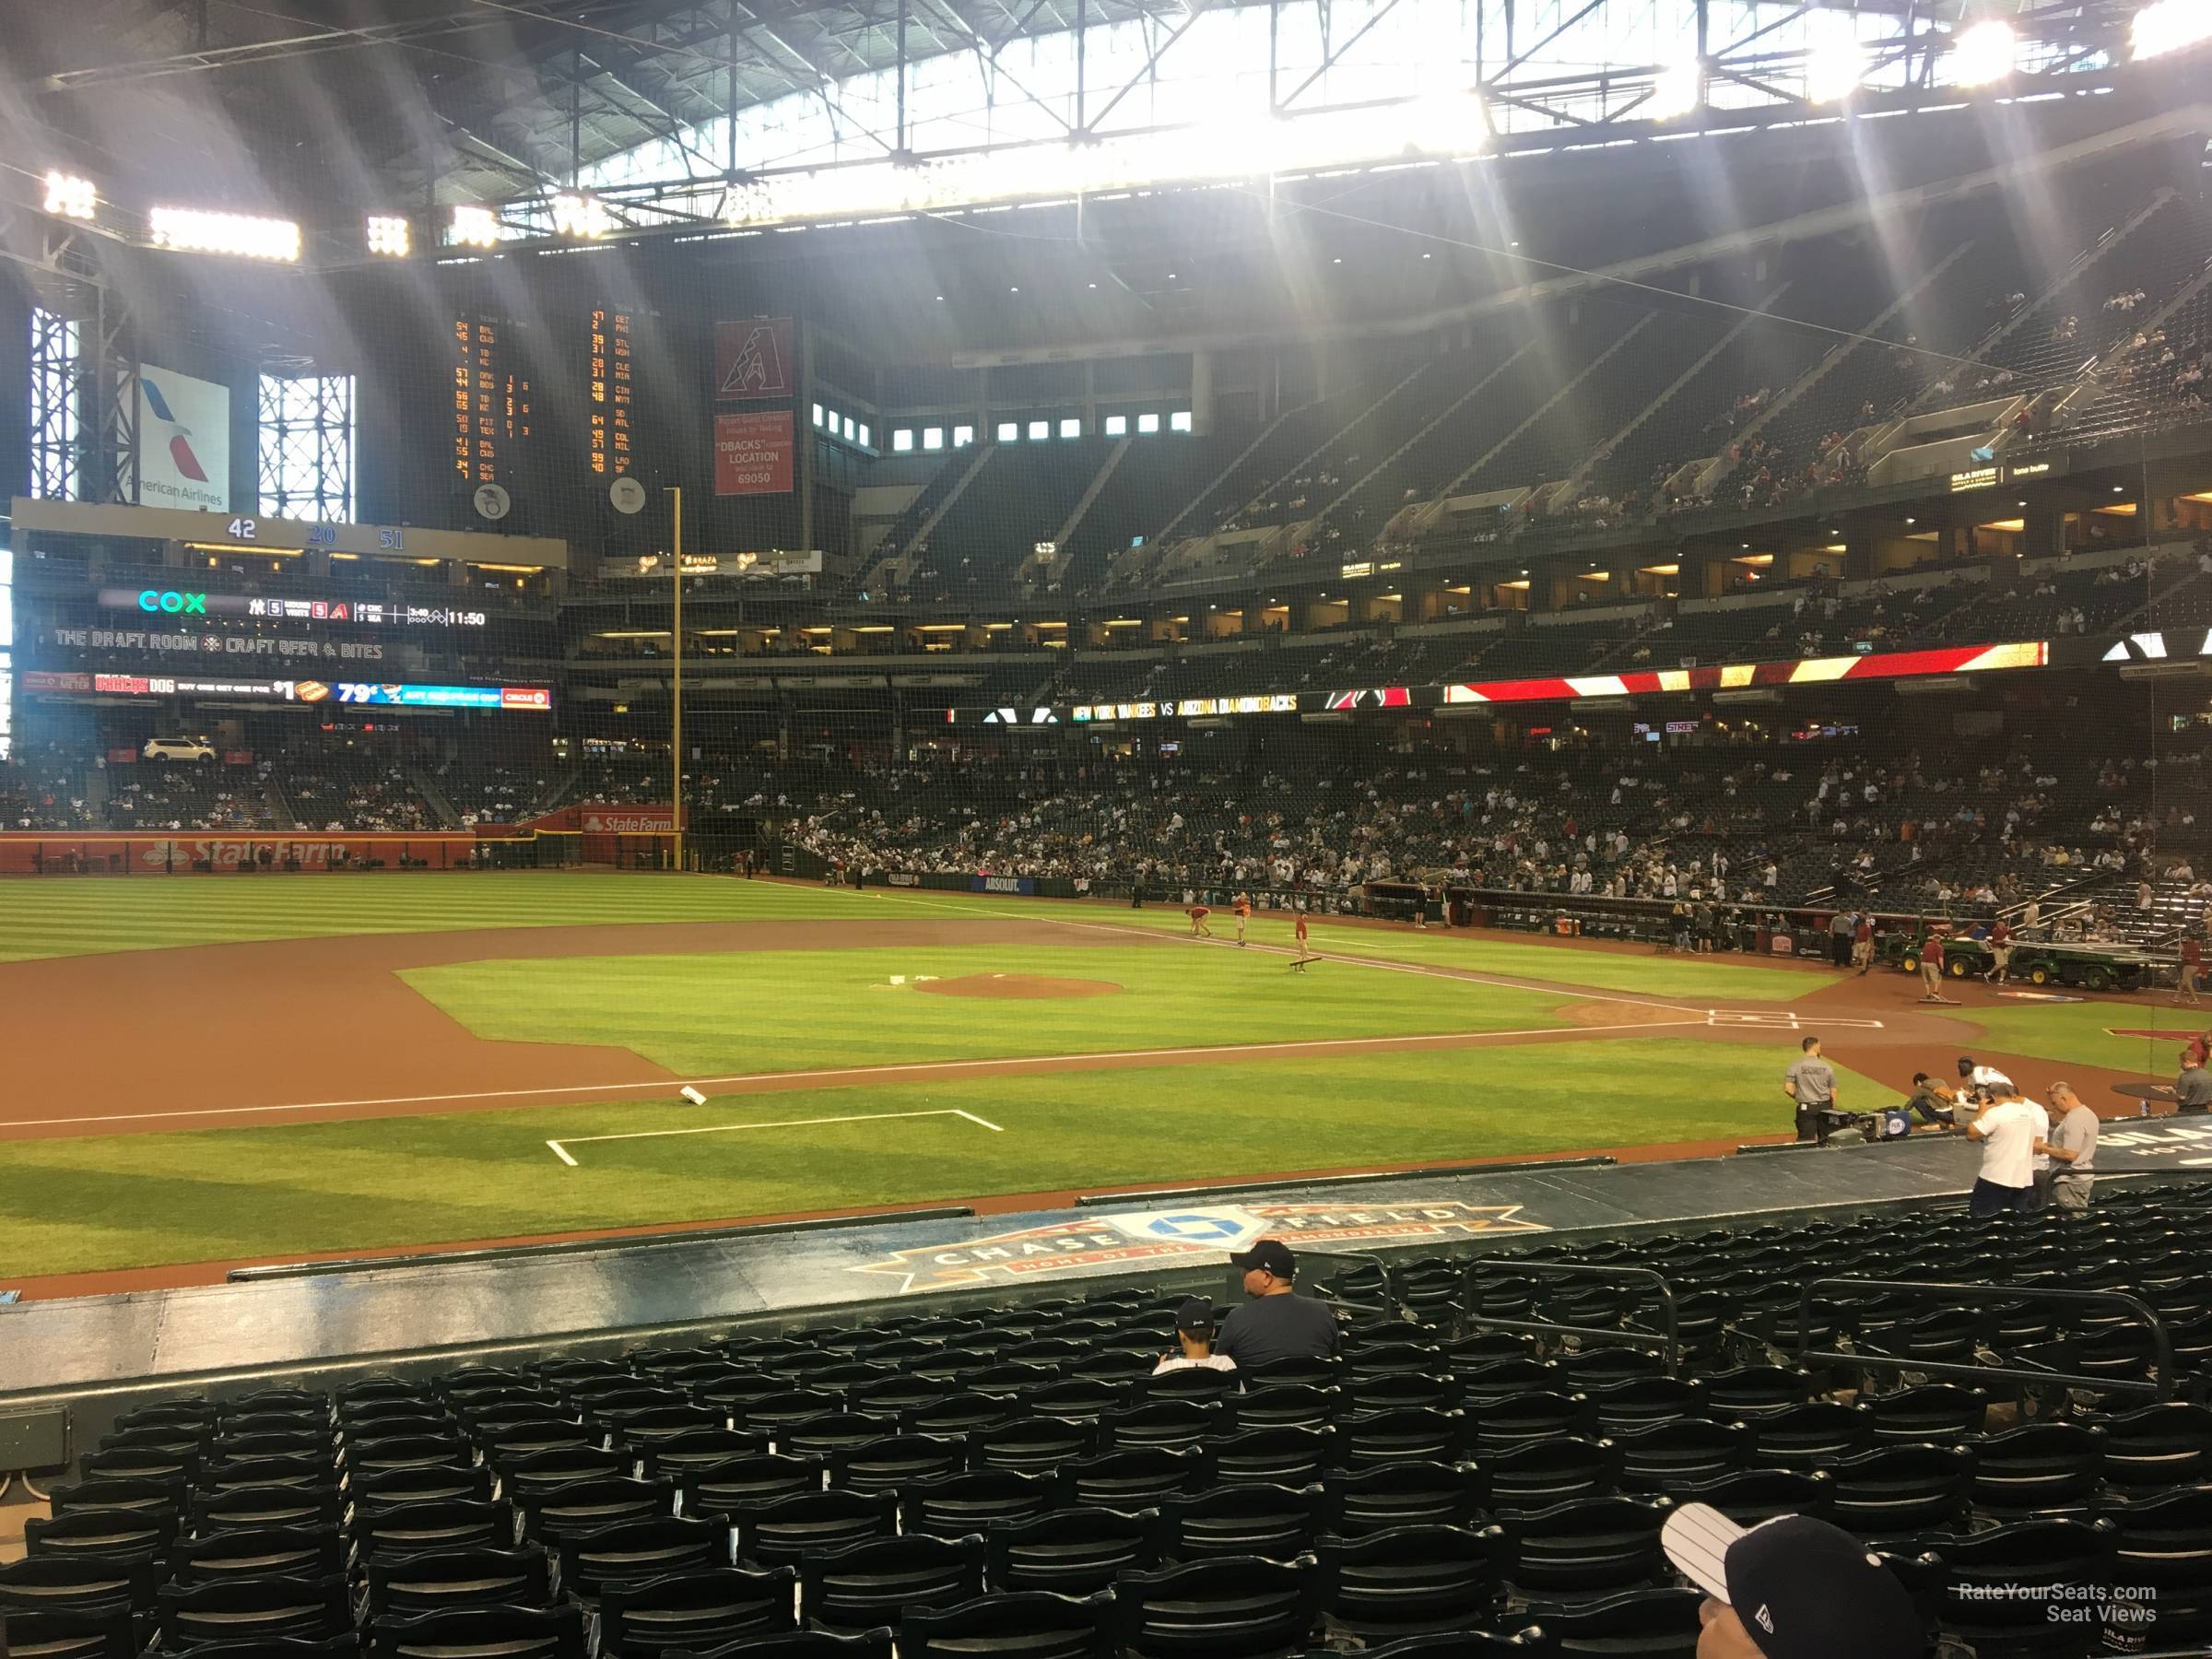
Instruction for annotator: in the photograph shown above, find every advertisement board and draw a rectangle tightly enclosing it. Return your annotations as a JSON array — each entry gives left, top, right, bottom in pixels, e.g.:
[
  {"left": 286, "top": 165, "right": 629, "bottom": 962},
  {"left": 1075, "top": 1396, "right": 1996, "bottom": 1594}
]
[
  {"left": 0, "top": 832, "right": 478, "bottom": 876},
  {"left": 52, "top": 626, "right": 387, "bottom": 665},
  {"left": 19, "top": 671, "right": 550, "bottom": 710},
  {"left": 136, "top": 366, "right": 231, "bottom": 512},
  {"left": 714, "top": 319, "right": 796, "bottom": 399},
  {"left": 97, "top": 588, "right": 488, "bottom": 628},
  {"left": 577, "top": 806, "right": 679, "bottom": 833},
  {"left": 713, "top": 410, "right": 795, "bottom": 495}
]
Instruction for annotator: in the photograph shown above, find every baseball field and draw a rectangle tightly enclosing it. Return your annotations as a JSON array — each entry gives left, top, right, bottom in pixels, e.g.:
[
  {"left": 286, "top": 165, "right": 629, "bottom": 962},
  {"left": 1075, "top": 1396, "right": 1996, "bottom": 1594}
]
[{"left": 0, "top": 873, "right": 2170, "bottom": 1290}]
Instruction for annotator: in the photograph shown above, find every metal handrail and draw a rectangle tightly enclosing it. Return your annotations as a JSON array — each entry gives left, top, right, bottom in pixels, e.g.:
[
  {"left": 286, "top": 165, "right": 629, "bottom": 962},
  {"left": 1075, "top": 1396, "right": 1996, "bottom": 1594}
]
[
  {"left": 1459, "top": 1259, "right": 1680, "bottom": 1373},
  {"left": 1299, "top": 1251, "right": 1398, "bottom": 1307},
  {"left": 1794, "top": 1276, "right": 2176, "bottom": 1401}
]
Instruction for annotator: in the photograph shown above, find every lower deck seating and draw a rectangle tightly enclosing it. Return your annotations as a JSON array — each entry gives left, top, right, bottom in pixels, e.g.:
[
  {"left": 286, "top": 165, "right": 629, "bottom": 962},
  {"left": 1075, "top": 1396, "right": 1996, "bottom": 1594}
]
[{"left": 9, "top": 1181, "right": 2211, "bottom": 1659}]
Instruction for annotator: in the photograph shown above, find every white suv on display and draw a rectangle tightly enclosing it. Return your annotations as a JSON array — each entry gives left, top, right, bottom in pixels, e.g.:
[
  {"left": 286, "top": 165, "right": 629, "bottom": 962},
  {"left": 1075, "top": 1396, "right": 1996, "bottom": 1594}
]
[{"left": 143, "top": 736, "right": 218, "bottom": 762}]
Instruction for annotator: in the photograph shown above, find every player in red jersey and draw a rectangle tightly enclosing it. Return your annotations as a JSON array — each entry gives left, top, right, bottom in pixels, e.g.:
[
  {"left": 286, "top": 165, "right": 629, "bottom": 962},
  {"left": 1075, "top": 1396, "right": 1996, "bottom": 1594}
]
[
  {"left": 1186, "top": 903, "right": 1215, "bottom": 938},
  {"left": 1290, "top": 910, "right": 1312, "bottom": 971},
  {"left": 1233, "top": 892, "right": 1253, "bottom": 947}
]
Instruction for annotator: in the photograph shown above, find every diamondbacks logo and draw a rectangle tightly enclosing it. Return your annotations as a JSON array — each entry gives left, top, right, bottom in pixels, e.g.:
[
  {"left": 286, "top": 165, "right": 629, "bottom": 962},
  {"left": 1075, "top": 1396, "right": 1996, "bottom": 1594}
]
[
  {"left": 141, "top": 381, "right": 209, "bottom": 482},
  {"left": 852, "top": 1200, "right": 1547, "bottom": 1294},
  {"left": 714, "top": 319, "right": 794, "bottom": 398}
]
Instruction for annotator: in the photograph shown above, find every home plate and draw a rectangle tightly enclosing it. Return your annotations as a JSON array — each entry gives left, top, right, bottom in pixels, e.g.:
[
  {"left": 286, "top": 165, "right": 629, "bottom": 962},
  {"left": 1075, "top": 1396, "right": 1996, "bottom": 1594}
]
[{"left": 1707, "top": 1011, "right": 1886, "bottom": 1030}]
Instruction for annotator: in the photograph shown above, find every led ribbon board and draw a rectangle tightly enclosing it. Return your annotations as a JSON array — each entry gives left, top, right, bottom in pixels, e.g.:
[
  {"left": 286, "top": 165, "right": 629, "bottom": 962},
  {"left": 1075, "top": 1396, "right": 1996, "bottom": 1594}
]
[{"left": 1441, "top": 641, "right": 2050, "bottom": 704}]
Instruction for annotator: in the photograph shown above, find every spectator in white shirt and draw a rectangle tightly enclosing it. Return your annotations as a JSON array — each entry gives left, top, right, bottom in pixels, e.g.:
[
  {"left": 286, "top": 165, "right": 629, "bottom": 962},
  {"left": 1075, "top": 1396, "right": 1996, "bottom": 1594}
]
[
  {"left": 1151, "top": 1297, "right": 1238, "bottom": 1377},
  {"left": 1967, "top": 1087, "right": 2048, "bottom": 1218}
]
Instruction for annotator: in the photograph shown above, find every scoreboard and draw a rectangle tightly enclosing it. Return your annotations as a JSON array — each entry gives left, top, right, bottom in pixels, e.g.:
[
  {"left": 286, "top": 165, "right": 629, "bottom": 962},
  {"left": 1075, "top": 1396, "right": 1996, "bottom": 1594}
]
[
  {"left": 588, "top": 307, "right": 636, "bottom": 478},
  {"left": 451, "top": 313, "right": 534, "bottom": 486}
]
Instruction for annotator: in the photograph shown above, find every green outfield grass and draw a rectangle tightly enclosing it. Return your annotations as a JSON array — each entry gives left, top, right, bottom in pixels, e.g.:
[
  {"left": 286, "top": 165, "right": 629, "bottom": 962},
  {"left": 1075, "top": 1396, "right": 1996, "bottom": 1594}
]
[
  {"left": 0, "top": 875, "right": 1818, "bottom": 1008},
  {"left": 0, "top": 872, "right": 2080, "bottom": 1285},
  {"left": 398, "top": 943, "right": 1587, "bottom": 1077},
  {"left": 0, "top": 1043, "right": 1899, "bottom": 1278},
  {"left": 0, "top": 872, "right": 888, "bottom": 961},
  {"left": 1950, "top": 1001, "right": 2194, "bottom": 1076}
]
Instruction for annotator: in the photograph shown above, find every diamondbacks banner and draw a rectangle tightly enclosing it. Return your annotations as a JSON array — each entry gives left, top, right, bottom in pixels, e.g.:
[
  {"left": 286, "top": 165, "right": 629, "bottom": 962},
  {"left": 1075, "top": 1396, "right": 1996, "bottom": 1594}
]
[
  {"left": 713, "top": 410, "right": 795, "bottom": 495},
  {"left": 714, "top": 319, "right": 795, "bottom": 399}
]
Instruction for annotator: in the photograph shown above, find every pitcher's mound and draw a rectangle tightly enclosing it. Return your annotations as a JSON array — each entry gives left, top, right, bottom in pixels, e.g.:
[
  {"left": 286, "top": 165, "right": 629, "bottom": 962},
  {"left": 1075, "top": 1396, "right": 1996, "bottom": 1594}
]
[{"left": 916, "top": 973, "right": 1124, "bottom": 1000}]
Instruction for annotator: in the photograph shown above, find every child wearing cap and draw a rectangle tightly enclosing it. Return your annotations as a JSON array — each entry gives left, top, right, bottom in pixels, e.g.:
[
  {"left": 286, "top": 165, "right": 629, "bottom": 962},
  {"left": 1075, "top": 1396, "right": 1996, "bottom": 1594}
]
[
  {"left": 1151, "top": 1297, "right": 1237, "bottom": 1375},
  {"left": 1662, "top": 1502, "right": 1925, "bottom": 1659}
]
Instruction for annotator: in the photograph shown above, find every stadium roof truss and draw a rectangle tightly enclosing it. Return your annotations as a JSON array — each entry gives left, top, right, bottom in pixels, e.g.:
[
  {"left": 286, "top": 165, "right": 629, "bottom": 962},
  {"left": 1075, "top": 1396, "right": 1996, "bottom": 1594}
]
[
  {"left": 7, "top": 0, "right": 2171, "bottom": 252},
  {"left": 486, "top": 0, "right": 2153, "bottom": 239}
]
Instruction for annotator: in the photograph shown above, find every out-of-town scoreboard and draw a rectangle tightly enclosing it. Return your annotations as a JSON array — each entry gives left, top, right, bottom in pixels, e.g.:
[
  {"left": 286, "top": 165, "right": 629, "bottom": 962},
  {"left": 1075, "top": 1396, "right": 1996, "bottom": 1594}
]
[
  {"left": 452, "top": 313, "right": 533, "bottom": 486},
  {"left": 588, "top": 307, "right": 636, "bottom": 479}
]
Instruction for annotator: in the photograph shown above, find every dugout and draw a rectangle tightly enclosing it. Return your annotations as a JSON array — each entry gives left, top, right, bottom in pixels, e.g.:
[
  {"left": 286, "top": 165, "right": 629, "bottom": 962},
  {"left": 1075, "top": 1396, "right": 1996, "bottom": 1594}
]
[{"left": 1361, "top": 879, "right": 1443, "bottom": 924}]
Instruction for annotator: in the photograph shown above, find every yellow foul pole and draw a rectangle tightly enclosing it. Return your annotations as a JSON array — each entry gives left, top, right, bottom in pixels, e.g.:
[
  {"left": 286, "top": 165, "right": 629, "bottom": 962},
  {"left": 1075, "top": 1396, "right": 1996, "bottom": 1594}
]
[{"left": 668, "top": 486, "right": 684, "bottom": 872}]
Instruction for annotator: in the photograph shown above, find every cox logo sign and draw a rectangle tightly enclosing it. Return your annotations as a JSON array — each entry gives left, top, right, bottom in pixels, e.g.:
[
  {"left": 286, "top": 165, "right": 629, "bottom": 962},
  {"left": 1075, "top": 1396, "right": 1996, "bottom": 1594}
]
[{"left": 138, "top": 589, "right": 208, "bottom": 615}]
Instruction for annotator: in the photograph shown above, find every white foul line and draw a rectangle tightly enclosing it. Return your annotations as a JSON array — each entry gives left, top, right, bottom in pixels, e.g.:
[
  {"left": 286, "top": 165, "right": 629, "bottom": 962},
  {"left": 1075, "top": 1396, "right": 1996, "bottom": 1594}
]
[
  {"left": 547, "top": 1106, "right": 1002, "bottom": 1166},
  {"left": 0, "top": 1019, "right": 1708, "bottom": 1132}
]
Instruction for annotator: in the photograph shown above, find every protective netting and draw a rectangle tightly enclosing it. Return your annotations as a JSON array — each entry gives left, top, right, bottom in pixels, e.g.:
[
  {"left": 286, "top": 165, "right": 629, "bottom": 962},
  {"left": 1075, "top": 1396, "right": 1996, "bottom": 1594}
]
[{"left": 1, "top": 121, "right": 2208, "bottom": 959}]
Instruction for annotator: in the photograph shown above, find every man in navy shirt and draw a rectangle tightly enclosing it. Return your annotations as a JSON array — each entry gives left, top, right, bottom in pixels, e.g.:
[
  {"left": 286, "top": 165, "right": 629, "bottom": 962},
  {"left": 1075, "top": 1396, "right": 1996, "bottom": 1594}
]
[{"left": 1215, "top": 1240, "right": 1341, "bottom": 1370}]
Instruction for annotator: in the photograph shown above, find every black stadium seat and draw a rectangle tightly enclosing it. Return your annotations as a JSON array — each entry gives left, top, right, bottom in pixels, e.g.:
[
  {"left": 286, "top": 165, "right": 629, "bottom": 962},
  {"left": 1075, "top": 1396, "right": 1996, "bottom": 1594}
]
[
  {"left": 2, "top": 1606, "right": 154, "bottom": 1659},
  {"left": 1317, "top": 1523, "right": 1506, "bottom": 1641},
  {"left": 159, "top": 1574, "right": 355, "bottom": 1647},
  {"left": 675, "top": 1631, "right": 892, "bottom": 1659},
  {"left": 362, "top": 1547, "right": 557, "bottom": 1618},
  {"left": 1111, "top": 1554, "right": 1321, "bottom": 1659},
  {"left": 594, "top": 1566, "right": 800, "bottom": 1657},
  {"left": 1159, "top": 1483, "right": 1326, "bottom": 1561},
  {"left": 982, "top": 1508, "right": 1164, "bottom": 1595},
  {"left": 366, "top": 1606, "right": 589, "bottom": 1659},
  {"left": 730, "top": 1490, "right": 898, "bottom": 1570},
  {"left": 899, "top": 1590, "right": 1116, "bottom": 1659},
  {"left": 796, "top": 1534, "right": 985, "bottom": 1635}
]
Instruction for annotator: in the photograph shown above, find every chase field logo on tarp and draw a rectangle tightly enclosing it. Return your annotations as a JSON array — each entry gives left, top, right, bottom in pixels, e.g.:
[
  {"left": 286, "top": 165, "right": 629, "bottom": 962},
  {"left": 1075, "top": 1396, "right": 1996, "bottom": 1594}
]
[
  {"left": 2095, "top": 1120, "right": 2212, "bottom": 1165},
  {"left": 852, "top": 1200, "right": 1546, "bottom": 1294}
]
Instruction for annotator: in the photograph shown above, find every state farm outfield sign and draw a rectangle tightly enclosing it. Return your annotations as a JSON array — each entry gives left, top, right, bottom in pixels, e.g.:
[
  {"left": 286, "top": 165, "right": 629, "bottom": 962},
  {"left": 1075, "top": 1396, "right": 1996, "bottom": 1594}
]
[{"left": 853, "top": 1200, "right": 1545, "bottom": 1294}]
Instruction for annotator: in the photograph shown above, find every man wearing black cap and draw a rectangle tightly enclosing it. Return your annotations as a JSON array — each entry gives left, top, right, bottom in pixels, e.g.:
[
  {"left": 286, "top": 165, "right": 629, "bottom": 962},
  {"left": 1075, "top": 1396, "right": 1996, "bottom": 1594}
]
[
  {"left": 1662, "top": 1501, "right": 1926, "bottom": 1659},
  {"left": 1215, "top": 1239, "right": 1340, "bottom": 1370},
  {"left": 1957, "top": 1054, "right": 2015, "bottom": 1105}
]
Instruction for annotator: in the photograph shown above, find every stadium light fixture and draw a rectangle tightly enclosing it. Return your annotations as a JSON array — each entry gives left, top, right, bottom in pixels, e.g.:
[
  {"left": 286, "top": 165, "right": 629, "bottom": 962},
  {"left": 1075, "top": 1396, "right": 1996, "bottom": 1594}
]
[
  {"left": 147, "top": 206, "right": 300, "bottom": 261},
  {"left": 2134, "top": 0, "right": 2212, "bottom": 59},
  {"left": 1948, "top": 19, "right": 2018, "bottom": 87},
  {"left": 1806, "top": 38, "right": 1868, "bottom": 103},
  {"left": 365, "top": 215, "right": 411, "bottom": 257},
  {"left": 1405, "top": 89, "right": 1489, "bottom": 158},
  {"left": 550, "top": 192, "right": 612, "bottom": 240},
  {"left": 451, "top": 206, "right": 502, "bottom": 247},
  {"left": 1646, "top": 58, "right": 1704, "bottom": 121},
  {"left": 43, "top": 171, "right": 97, "bottom": 220}
]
